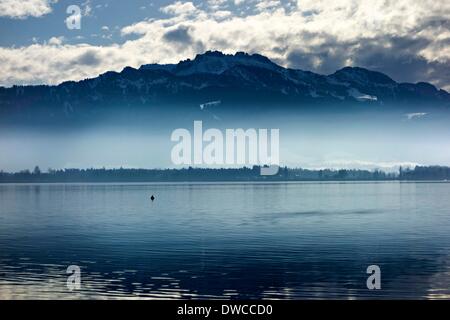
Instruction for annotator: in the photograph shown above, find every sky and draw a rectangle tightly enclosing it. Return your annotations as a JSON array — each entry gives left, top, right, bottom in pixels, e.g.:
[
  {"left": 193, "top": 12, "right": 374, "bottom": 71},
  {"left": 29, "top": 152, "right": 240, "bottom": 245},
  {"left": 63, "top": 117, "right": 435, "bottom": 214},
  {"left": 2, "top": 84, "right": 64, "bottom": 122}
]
[{"left": 0, "top": 0, "right": 449, "bottom": 90}]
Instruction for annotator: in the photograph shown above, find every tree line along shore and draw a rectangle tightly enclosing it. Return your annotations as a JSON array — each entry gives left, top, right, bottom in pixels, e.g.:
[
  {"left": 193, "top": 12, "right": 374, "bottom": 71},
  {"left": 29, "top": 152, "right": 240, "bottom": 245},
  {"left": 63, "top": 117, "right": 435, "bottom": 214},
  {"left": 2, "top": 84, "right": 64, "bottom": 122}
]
[{"left": 1, "top": 166, "right": 449, "bottom": 183}]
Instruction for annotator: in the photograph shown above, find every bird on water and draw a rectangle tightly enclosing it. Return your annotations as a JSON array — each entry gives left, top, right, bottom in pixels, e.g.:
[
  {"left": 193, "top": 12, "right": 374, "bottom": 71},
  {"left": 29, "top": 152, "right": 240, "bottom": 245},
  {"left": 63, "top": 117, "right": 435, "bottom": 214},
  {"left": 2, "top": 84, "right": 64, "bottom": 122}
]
[{"left": 150, "top": 195, "right": 155, "bottom": 201}]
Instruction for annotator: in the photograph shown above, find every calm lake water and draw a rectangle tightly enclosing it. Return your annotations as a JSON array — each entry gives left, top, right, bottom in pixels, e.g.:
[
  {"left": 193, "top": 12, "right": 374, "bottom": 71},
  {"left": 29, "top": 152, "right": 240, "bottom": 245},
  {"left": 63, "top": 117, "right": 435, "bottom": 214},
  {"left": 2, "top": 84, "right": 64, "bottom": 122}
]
[{"left": 1, "top": 182, "right": 450, "bottom": 299}]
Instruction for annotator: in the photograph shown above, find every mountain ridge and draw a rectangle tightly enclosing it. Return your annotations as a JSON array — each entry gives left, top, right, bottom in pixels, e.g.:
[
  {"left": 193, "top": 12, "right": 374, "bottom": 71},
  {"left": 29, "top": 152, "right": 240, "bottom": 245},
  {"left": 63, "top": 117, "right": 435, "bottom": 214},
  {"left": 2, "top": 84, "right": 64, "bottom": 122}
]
[{"left": 1, "top": 50, "right": 449, "bottom": 121}]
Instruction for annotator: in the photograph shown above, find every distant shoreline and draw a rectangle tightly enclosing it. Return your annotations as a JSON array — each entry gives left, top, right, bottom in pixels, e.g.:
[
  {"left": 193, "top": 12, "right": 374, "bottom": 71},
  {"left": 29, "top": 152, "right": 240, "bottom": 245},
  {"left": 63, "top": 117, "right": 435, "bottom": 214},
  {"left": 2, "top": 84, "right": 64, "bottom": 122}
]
[
  {"left": 1, "top": 181, "right": 449, "bottom": 185},
  {"left": 1, "top": 166, "right": 448, "bottom": 183}
]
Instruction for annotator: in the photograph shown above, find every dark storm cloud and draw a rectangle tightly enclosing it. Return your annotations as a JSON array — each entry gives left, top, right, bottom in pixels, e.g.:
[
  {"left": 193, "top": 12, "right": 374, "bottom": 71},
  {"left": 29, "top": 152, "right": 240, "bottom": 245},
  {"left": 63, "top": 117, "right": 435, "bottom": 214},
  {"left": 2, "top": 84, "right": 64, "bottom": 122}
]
[
  {"left": 162, "top": 25, "right": 205, "bottom": 53},
  {"left": 353, "top": 36, "right": 450, "bottom": 89},
  {"left": 286, "top": 32, "right": 351, "bottom": 74},
  {"left": 287, "top": 48, "right": 348, "bottom": 75},
  {"left": 74, "top": 50, "right": 102, "bottom": 66},
  {"left": 286, "top": 31, "right": 450, "bottom": 91},
  {"left": 163, "top": 26, "right": 193, "bottom": 44}
]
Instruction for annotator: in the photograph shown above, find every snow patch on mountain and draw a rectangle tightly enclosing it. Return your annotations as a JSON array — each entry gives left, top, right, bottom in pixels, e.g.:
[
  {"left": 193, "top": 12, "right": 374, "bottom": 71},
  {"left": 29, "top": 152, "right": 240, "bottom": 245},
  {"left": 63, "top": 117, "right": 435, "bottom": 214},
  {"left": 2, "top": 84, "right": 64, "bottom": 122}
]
[
  {"left": 348, "top": 88, "right": 378, "bottom": 102},
  {"left": 405, "top": 112, "right": 428, "bottom": 120}
]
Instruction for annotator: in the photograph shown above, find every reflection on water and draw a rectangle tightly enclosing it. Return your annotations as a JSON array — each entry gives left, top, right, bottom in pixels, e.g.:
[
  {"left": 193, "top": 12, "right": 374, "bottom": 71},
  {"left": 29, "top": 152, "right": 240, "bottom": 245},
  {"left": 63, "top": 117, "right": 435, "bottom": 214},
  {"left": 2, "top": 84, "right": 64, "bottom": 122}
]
[{"left": 1, "top": 182, "right": 450, "bottom": 299}]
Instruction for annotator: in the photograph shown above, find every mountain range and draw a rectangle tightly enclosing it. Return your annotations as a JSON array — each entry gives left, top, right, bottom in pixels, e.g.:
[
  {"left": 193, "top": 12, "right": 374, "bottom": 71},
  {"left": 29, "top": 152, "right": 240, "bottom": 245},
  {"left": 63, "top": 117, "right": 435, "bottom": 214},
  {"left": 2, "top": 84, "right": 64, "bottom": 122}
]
[{"left": 1, "top": 51, "right": 449, "bottom": 122}]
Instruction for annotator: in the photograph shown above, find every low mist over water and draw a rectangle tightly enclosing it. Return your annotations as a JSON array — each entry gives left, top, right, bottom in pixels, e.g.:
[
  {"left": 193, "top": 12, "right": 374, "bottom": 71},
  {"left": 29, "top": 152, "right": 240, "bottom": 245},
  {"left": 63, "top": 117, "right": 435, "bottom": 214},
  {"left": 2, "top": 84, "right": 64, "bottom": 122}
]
[{"left": 1, "top": 110, "right": 450, "bottom": 172}]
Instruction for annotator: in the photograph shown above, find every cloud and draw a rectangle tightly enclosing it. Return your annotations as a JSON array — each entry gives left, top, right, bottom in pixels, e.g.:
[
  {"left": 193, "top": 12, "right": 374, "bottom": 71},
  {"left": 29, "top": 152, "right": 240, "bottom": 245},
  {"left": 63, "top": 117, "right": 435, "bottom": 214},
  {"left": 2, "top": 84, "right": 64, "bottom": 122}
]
[
  {"left": 163, "top": 26, "right": 193, "bottom": 44},
  {"left": 74, "top": 50, "right": 102, "bottom": 66},
  {"left": 0, "top": 0, "right": 57, "bottom": 19},
  {"left": 47, "top": 36, "right": 64, "bottom": 45},
  {"left": 0, "top": 0, "right": 449, "bottom": 91},
  {"left": 207, "top": 0, "right": 227, "bottom": 7},
  {"left": 255, "top": 0, "right": 282, "bottom": 12},
  {"left": 160, "top": 1, "right": 197, "bottom": 16},
  {"left": 213, "top": 10, "right": 232, "bottom": 19}
]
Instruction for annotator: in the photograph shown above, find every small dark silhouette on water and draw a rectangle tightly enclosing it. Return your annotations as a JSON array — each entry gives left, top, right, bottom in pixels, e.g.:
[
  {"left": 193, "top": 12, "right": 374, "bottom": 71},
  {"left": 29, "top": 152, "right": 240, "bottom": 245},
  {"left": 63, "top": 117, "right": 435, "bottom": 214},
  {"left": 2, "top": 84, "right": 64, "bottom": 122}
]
[{"left": 150, "top": 195, "right": 155, "bottom": 202}]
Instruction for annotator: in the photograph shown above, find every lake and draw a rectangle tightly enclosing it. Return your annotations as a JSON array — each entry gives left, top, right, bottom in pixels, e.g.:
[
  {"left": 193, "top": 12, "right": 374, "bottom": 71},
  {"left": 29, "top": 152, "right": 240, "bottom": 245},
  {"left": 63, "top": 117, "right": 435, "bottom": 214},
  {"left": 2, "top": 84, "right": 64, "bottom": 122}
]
[{"left": 1, "top": 181, "right": 450, "bottom": 299}]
